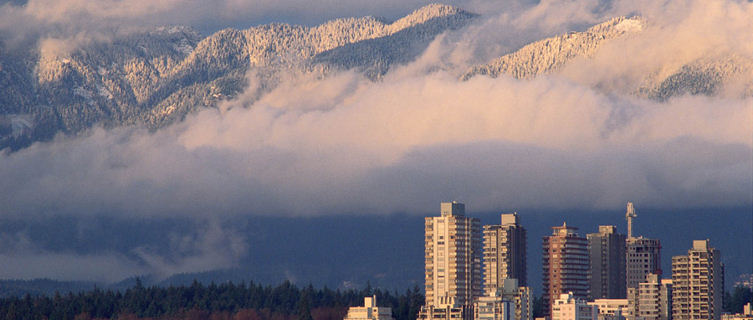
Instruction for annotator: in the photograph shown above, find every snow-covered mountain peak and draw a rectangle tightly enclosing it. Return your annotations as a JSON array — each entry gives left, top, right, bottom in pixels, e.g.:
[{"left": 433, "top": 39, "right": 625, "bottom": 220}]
[{"left": 388, "top": 4, "right": 468, "bottom": 33}]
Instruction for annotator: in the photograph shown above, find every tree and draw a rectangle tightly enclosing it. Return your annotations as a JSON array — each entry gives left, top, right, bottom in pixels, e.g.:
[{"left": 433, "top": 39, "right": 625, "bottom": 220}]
[
  {"left": 725, "top": 286, "right": 753, "bottom": 313},
  {"left": 297, "top": 290, "right": 314, "bottom": 320}
]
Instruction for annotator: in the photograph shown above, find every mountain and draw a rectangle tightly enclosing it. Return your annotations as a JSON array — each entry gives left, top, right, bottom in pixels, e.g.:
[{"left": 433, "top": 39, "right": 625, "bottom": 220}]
[
  {"left": 463, "top": 17, "right": 646, "bottom": 80},
  {"left": 0, "top": 279, "right": 96, "bottom": 298},
  {"left": 637, "top": 54, "right": 753, "bottom": 101},
  {"left": 462, "top": 16, "right": 753, "bottom": 99},
  {"left": 0, "top": 4, "right": 476, "bottom": 150},
  {"left": 1, "top": 7, "right": 752, "bottom": 151}
]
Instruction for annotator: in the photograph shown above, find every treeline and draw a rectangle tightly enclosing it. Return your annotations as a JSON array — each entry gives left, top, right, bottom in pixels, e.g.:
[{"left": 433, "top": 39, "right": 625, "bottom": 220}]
[
  {"left": 725, "top": 286, "right": 753, "bottom": 314},
  {"left": 0, "top": 279, "right": 425, "bottom": 320}
]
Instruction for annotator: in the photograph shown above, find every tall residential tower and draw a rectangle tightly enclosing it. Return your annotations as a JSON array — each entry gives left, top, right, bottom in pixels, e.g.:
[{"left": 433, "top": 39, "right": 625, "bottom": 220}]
[
  {"left": 543, "top": 223, "right": 589, "bottom": 317},
  {"left": 588, "top": 225, "right": 627, "bottom": 299},
  {"left": 484, "top": 212, "right": 528, "bottom": 291},
  {"left": 419, "top": 202, "right": 482, "bottom": 320},
  {"left": 672, "top": 240, "right": 723, "bottom": 320}
]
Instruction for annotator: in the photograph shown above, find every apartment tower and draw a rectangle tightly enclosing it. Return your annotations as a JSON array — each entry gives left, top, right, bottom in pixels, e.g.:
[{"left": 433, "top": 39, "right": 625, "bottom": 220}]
[
  {"left": 543, "top": 223, "right": 589, "bottom": 317},
  {"left": 588, "top": 225, "right": 627, "bottom": 299},
  {"left": 420, "top": 202, "right": 482, "bottom": 320},
  {"left": 484, "top": 212, "right": 528, "bottom": 292},
  {"left": 672, "top": 240, "right": 723, "bottom": 320},
  {"left": 626, "top": 237, "right": 662, "bottom": 290}
]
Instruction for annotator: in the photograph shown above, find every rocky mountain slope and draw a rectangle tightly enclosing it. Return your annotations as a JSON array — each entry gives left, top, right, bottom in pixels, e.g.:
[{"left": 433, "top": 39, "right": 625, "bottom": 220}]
[{"left": 0, "top": 4, "right": 475, "bottom": 150}]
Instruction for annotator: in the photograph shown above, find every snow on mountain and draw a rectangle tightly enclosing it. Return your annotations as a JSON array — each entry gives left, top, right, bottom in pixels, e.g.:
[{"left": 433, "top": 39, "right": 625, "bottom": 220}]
[
  {"left": 462, "top": 16, "right": 753, "bottom": 100},
  {"left": 0, "top": 4, "right": 474, "bottom": 150},
  {"left": 0, "top": 6, "right": 751, "bottom": 151},
  {"left": 637, "top": 54, "right": 753, "bottom": 100},
  {"left": 462, "top": 17, "right": 646, "bottom": 80}
]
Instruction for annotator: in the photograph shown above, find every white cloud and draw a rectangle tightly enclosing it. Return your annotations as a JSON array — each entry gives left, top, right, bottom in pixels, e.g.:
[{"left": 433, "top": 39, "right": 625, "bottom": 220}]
[
  {"left": 0, "top": 64, "right": 749, "bottom": 218},
  {"left": 0, "top": 219, "right": 247, "bottom": 282}
]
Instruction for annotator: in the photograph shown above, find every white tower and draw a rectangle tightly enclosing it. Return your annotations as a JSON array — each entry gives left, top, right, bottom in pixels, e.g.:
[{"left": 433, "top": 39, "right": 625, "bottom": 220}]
[{"left": 625, "top": 202, "right": 637, "bottom": 239}]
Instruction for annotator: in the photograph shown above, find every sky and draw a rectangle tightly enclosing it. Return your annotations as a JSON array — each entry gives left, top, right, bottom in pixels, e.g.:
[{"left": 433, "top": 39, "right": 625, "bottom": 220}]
[{"left": 0, "top": 0, "right": 751, "bottom": 284}]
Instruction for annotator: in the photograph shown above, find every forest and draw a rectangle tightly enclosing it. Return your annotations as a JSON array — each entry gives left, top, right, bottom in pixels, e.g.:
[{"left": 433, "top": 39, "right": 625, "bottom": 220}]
[
  {"left": 0, "top": 279, "right": 750, "bottom": 320},
  {"left": 0, "top": 279, "right": 424, "bottom": 320}
]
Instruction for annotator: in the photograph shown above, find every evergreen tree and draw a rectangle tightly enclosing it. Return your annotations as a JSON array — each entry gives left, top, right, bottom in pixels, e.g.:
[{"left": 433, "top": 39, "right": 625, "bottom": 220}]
[
  {"left": 297, "top": 289, "right": 314, "bottom": 320},
  {"left": 725, "top": 286, "right": 753, "bottom": 313}
]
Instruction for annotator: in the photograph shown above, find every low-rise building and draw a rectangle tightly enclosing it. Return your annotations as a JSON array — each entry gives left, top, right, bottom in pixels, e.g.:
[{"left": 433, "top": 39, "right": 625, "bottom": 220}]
[
  {"left": 475, "top": 291, "right": 516, "bottom": 320},
  {"left": 345, "top": 296, "right": 394, "bottom": 320},
  {"left": 588, "top": 299, "right": 628, "bottom": 320},
  {"left": 418, "top": 305, "right": 472, "bottom": 320},
  {"left": 721, "top": 303, "right": 753, "bottom": 320},
  {"left": 552, "top": 292, "right": 598, "bottom": 320}
]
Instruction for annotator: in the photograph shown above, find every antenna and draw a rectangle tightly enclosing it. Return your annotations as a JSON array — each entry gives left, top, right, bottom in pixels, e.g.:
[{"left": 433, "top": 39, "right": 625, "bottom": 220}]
[{"left": 626, "top": 202, "right": 637, "bottom": 239}]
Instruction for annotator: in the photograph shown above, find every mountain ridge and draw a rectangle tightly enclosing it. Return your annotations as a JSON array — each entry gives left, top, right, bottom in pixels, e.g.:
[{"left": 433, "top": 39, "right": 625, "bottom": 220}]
[
  {"left": 0, "top": 4, "right": 475, "bottom": 150},
  {"left": 1, "top": 6, "right": 752, "bottom": 151},
  {"left": 462, "top": 16, "right": 646, "bottom": 81}
]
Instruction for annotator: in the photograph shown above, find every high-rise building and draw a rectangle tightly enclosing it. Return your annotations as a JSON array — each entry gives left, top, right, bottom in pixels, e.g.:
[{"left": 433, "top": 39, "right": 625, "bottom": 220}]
[
  {"left": 588, "top": 225, "right": 627, "bottom": 299},
  {"left": 344, "top": 296, "right": 395, "bottom": 320},
  {"left": 543, "top": 223, "right": 589, "bottom": 317},
  {"left": 672, "top": 240, "right": 723, "bottom": 320},
  {"left": 419, "top": 202, "right": 482, "bottom": 320},
  {"left": 484, "top": 212, "right": 528, "bottom": 291},
  {"left": 626, "top": 237, "right": 662, "bottom": 290},
  {"left": 626, "top": 273, "right": 672, "bottom": 320}
]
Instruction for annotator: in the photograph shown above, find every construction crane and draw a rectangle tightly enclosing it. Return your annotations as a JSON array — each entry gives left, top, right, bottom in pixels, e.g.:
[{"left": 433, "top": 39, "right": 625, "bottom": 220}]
[{"left": 626, "top": 202, "right": 637, "bottom": 239}]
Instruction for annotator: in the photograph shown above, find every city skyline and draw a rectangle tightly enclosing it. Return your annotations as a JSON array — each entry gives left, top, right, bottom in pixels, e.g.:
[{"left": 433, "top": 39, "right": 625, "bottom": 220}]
[{"left": 418, "top": 201, "right": 740, "bottom": 320}]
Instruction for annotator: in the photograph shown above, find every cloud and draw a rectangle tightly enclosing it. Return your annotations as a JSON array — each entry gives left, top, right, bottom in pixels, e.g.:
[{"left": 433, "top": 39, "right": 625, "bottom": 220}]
[
  {"left": 131, "top": 219, "right": 248, "bottom": 279},
  {"left": 0, "top": 65, "right": 749, "bottom": 218},
  {"left": 0, "top": 252, "right": 145, "bottom": 283},
  {"left": 0, "top": 218, "right": 247, "bottom": 282}
]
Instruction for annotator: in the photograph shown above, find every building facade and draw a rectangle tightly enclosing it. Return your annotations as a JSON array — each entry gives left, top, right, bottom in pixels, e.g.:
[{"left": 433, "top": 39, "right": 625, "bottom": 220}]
[
  {"left": 543, "top": 223, "right": 589, "bottom": 317},
  {"left": 420, "top": 306, "right": 472, "bottom": 320},
  {"left": 626, "top": 237, "right": 662, "bottom": 290},
  {"left": 344, "top": 296, "right": 395, "bottom": 320},
  {"left": 626, "top": 273, "right": 672, "bottom": 320},
  {"left": 552, "top": 292, "right": 598, "bottom": 320},
  {"left": 420, "top": 202, "right": 482, "bottom": 320},
  {"left": 672, "top": 240, "right": 723, "bottom": 320},
  {"left": 474, "top": 292, "right": 516, "bottom": 320},
  {"left": 484, "top": 213, "right": 528, "bottom": 291},
  {"left": 588, "top": 299, "right": 629, "bottom": 320},
  {"left": 483, "top": 278, "right": 532, "bottom": 320},
  {"left": 588, "top": 225, "right": 627, "bottom": 299}
]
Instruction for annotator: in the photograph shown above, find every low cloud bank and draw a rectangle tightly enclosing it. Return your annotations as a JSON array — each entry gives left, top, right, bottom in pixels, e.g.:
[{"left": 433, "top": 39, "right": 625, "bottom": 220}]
[
  {"left": 0, "top": 219, "right": 247, "bottom": 282},
  {"left": 1, "top": 69, "right": 749, "bottom": 218}
]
